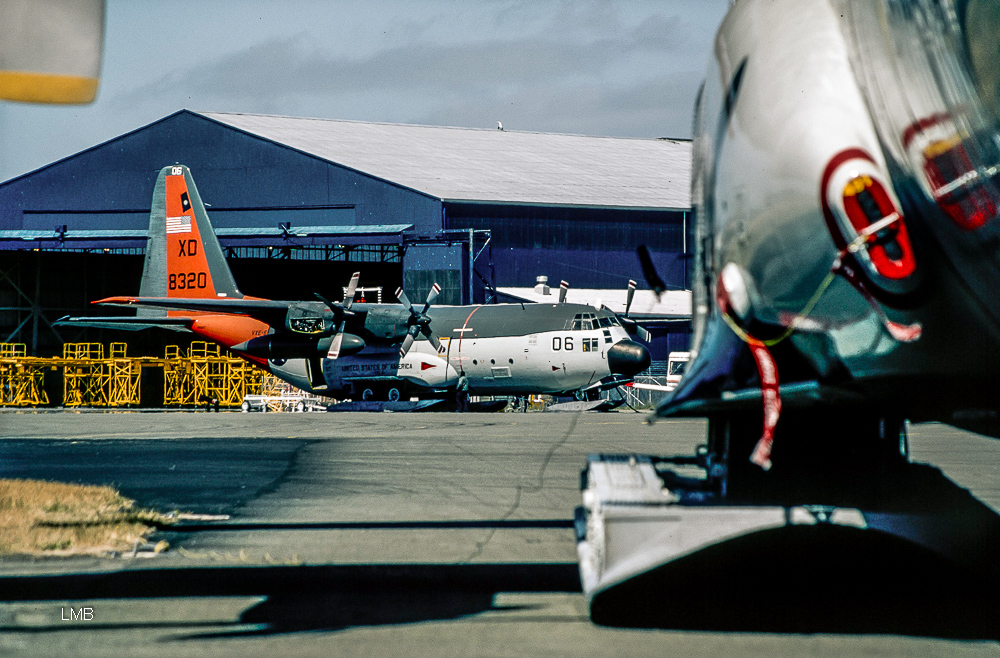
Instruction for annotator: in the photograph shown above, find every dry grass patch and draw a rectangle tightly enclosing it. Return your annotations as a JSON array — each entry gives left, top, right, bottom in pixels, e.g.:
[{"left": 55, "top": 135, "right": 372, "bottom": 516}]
[{"left": 0, "top": 479, "right": 170, "bottom": 556}]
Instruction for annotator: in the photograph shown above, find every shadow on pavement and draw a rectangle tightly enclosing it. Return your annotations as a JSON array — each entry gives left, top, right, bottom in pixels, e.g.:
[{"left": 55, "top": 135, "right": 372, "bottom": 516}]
[
  {"left": 1, "top": 549, "right": 998, "bottom": 639},
  {"left": 0, "top": 563, "right": 579, "bottom": 637},
  {"left": 590, "top": 463, "right": 1000, "bottom": 640}
]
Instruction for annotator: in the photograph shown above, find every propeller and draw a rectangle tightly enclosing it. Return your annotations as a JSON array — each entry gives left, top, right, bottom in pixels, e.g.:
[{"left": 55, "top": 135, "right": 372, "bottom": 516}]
[
  {"left": 619, "top": 278, "right": 650, "bottom": 342},
  {"left": 325, "top": 271, "right": 360, "bottom": 359},
  {"left": 304, "top": 272, "right": 361, "bottom": 391},
  {"left": 558, "top": 280, "right": 569, "bottom": 304},
  {"left": 637, "top": 245, "right": 667, "bottom": 300},
  {"left": 396, "top": 282, "right": 442, "bottom": 358}
]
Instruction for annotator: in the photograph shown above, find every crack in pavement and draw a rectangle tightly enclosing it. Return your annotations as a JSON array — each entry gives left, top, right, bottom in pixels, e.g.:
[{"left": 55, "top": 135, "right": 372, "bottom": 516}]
[{"left": 463, "top": 413, "right": 582, "bottom": 562}]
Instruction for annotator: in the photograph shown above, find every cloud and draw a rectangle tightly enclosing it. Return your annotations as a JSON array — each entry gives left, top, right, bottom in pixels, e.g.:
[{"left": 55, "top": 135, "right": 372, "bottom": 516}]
[
  {"left": 412, "top": 69, "right": 701, "bottom": 139},
  {"left": 1, "top": 1, "right": 729, "bottom": 181},
  {"left": 111, "top": 4, "right": 708, "bottom": 139}
]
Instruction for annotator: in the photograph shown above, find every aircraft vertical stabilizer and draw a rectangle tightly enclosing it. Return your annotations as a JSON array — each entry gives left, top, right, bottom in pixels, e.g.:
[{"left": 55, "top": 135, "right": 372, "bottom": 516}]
[{"left": 140, "top": 165, "right": 243, "bottom": 311}]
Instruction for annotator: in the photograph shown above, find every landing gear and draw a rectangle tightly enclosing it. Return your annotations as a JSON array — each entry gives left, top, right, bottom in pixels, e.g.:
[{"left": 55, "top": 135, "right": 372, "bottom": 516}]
[{"left": 356, "top": 385, "right": 406, "bottom": 402}]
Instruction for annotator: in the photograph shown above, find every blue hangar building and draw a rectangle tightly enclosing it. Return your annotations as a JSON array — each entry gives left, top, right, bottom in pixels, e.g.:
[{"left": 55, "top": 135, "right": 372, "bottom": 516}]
[{"left": 0, "top": 110, "right": 692, "bottom": 364}]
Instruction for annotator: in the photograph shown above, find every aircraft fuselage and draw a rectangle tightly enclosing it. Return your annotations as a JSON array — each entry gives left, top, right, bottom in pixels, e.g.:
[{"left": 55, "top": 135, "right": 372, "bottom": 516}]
[{"left": 268, "top": 302, "right": 644, "bottom": 398}]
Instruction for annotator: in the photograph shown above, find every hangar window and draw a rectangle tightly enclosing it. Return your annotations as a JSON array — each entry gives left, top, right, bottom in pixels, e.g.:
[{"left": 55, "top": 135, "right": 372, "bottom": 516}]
[{"left": 447, "top": 212, "right": 685, "bottom": 252}]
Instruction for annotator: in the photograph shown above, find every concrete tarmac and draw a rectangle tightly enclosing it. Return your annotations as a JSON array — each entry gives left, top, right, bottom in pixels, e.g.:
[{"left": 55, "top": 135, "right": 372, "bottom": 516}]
[{"left": 1, "top": 410, "right": 999, "bottom": 657}]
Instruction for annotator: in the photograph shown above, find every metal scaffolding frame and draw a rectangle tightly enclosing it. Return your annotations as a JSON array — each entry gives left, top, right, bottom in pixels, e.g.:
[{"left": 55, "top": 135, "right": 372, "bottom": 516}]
[
  {"left": 0, "top": 341, "right": 267, "bottom": 408},
  {"left": 0, "top": 343, "right": 49, "bottom": 406},
  {"left": 163, "top": 342, "right": 263, "bottom": 407},
  {"left": 61, "top": 343, "right": 142, "bottom": 407}
]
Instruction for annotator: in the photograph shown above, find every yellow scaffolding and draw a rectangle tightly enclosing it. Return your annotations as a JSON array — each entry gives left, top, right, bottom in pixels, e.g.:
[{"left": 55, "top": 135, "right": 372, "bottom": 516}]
[
  {"left": 0, "top": 341, "right": 265, "bottom": 408},
  {"left": 61, "top": 342, "right": 142, "bottom": 407},
  {"left": 0, "top": 343, "right": 49, "bottom": 406},
  {"left": 163, "top": 342, "right": 264, "bottom": 407}
]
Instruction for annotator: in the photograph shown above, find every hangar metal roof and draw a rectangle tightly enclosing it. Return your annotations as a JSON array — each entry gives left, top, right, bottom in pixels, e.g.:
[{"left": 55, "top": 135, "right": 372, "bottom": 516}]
[{"left": 200, "top": 112, "right": 691, "bottom": 210}]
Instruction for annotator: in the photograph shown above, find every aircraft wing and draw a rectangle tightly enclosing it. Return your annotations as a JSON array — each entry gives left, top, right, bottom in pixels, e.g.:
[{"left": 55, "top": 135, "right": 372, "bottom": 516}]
[
  {"left": 93, "top": 296, "right": 297, "bottom": 325},
  {"left": 55, "top": 315, "right": 194, "bottom": 332}
]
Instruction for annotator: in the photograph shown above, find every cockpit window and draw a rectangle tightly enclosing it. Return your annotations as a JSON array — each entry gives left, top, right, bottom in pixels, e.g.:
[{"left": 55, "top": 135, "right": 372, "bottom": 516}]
[{"left": 598, "top": 316, "right": 612, "bottom": 328}]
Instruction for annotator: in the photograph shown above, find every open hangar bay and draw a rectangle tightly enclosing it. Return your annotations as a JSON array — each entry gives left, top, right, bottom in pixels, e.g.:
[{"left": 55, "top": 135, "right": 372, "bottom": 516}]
[
  {"left": 0, "top": 110, "right": 692, "bottom": 365},
  {"left": 1, "top": 411, "right": 999, "bottom": 656}
]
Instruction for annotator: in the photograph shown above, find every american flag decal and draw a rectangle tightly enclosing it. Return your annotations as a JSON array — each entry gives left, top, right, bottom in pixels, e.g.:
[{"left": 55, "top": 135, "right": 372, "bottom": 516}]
[{"left": 166, "top": 215, "right": 192, "bottom": 234}]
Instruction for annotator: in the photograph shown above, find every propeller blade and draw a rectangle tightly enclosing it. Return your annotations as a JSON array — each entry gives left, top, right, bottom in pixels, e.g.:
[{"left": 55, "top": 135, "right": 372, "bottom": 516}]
[
  {"left": 423, "top": 283, "right": 442, "bottom": 312},
  {"left": 637, "top": 245, "right": 667, "bottom": 300},
  {"left": 395, "top": 286, "right": 412, "bottom": 311},
  {"left": 343, "top": 272, "right": 360, "bottom": 310},
  {"left": 399, "top": 331, "right": 416, "bottom": 358},
  {"left": 626, "top": 279, "right": 636, "bottom": 316},
  {"left": 327, "top": 330, "right": 344, "bottom": 359},
  {"left": 638, "top": 325, "right": 650, "bottom": 342},
  {"left": 314, "top": 291, "right": 335, "bottom": 311},
  {"left": 559, "top": 280, "right": 569, "bottom": 304},
  {"left": 421, "top": 325, "right": 442, "bottom": 351}
]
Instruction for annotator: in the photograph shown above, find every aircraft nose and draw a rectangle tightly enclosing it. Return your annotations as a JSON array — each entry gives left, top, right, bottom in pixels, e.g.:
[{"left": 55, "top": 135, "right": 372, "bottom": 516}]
[{"left": 607, "top": 339, "right": 651, "bottom": 377}]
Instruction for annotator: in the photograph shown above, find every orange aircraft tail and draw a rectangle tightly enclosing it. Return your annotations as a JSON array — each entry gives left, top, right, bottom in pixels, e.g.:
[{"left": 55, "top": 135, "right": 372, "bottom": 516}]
[{"left": 139, "top": 165, "right": 243, "bottom": 308}]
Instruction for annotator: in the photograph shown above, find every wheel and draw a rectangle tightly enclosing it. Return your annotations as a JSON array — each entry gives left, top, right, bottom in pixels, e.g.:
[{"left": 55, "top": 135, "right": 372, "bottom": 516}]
[
  {"left": 295, "top": 401, "right": 305, "bottom": 412},
  {"left": 241, "top": 401, "right": 250, "bottom": 412},
  {"left": 387, "top": 387, "right": 401, "bottom": 402},
  {"left": 361, "top": 388, "right": 375, "bottom": 401}
]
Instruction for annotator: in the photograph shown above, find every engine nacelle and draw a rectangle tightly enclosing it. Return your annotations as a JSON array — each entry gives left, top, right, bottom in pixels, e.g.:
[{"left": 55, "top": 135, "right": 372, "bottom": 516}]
[{"left": 363, "top": 305, "right": 412, "bottom": 342}]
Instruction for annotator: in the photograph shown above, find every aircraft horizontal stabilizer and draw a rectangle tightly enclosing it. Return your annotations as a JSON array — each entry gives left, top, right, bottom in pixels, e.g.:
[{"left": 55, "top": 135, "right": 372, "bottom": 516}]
[
  {"left": 93, "top": 295, "right": 297, "bottom": 324},
  {"left": 54, "top": 315, "right": 194, "bottom": 332}
]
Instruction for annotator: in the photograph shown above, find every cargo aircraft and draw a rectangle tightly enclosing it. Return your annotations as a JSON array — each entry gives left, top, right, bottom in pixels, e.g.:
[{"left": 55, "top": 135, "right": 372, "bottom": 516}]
[
  {"left": 58, "top": 165, "right": 651, "bottom": 401},
  {"left": 576, "top": 0, "right": 1000, "bottom": 621}
]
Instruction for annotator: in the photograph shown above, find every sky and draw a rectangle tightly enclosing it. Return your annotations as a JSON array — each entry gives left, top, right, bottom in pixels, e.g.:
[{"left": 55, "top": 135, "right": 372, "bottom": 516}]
[{"left": 0, "top": 0, "right": 730, "bottom": 183}]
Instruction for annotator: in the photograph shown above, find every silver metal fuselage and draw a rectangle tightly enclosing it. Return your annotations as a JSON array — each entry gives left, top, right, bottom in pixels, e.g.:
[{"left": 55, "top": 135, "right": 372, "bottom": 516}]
[
  {"left": 680, "top": 0, "right": 1000, "bottom": 419},
  {"left": 270, "top": 302, "right": 635, "bottom": 397}
]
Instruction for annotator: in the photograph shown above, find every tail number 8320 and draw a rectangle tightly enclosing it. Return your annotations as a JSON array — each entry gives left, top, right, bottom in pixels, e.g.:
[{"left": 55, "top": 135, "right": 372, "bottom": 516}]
[{"left": 169, "top": 272, "right": 207, "bottom": 290}]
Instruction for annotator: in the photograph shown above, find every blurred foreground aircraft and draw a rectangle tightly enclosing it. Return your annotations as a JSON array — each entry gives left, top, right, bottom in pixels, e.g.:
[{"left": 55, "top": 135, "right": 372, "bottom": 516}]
[
  {"left": 576, "top": 0, "right": 1000, "bottom": 620},
  {"left": 0, "top": 0, "right": 104, "bottom": 104}
]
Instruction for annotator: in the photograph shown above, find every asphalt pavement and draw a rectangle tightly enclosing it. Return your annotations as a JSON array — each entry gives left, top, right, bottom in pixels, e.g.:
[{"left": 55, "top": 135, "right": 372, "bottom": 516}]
[{"left": 1, "top": 410, "right": 999, "bottom": 657}]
